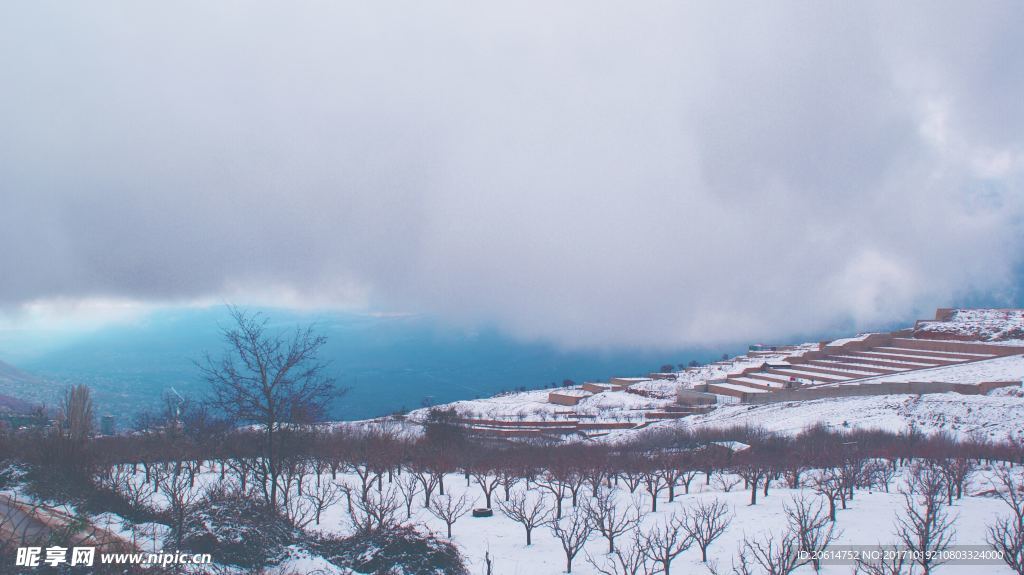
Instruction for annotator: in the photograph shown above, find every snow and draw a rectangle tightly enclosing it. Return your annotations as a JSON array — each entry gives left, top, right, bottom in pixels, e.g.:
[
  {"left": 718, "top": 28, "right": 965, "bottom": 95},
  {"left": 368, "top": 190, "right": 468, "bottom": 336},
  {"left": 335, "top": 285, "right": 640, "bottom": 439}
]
[
  {"left": 860, "top": 354, "right": 1024, "bottom": 384},
  {"left": 550, "top": 389, "right": 592, "bottom": 398},
  {"left": 729, "top": 376, "right": 784, "bottom": 388},
  {"left": 708, "top": 382, "right": 770, "bottom": 393},
  {"left": 270, "top": 548, "right": 353, "bottom": 575},
  {"left": 778, "top": 368, "right": 852, "bottom": 381},
  {"left": 710, "top": 440, "right": 750, "bottom": 452},
  {"left": 307, "top": 466, "right": 1019, "bottom": 574},
  {"left": 874, "top": 346, "right": 993, "bottom": 359},
  {"left": 830, "top": 355, "right": 937, "bottom": 367},
  {"left": 582, "top": 391, "right": 663, "bottom": 410},
  {"left": 660, "top": 392, "right": 1024, "bottom": 440},
  {"left": 825, "top": 333, "right": 875, "bottom": 346},
  {"left": 915, "top": 308, "right": 1024, "bottom": 341}
]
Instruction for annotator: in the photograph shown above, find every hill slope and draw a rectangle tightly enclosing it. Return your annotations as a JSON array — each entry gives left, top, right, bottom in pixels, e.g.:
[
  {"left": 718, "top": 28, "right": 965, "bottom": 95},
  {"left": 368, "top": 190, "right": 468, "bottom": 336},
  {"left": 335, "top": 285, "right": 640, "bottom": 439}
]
[{"left": 0, "top": 359, "right": 48, "bottom": 412}]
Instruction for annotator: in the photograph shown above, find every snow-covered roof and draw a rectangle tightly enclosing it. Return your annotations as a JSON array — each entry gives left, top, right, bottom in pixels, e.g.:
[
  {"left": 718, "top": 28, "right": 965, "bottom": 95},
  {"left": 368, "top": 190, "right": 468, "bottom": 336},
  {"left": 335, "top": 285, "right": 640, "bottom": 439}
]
[
  {"left": 710, "top": 440, "right": 751, "bottom": 452},
  {"left": 550, "top": 389, "right": 591, "bottom": 398}
]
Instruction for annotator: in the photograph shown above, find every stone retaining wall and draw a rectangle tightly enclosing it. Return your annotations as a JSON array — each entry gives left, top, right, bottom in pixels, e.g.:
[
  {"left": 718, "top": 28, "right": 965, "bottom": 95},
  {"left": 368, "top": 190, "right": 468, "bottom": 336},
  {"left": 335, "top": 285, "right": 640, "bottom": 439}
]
[{"left": 740, "top": 380, "right": 1018, "bottom": 404}]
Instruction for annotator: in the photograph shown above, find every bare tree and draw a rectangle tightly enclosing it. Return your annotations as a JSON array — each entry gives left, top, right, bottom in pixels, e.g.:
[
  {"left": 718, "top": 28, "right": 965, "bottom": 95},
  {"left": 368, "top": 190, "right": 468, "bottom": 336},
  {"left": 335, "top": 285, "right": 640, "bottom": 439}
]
[
  {"left": 412, "top": 464, "right": 443, "bottom": 509},
  {"left": 641, "top": 470, "right": 667, "bottom": 512},
  {"left": 784, "top": 494, "right": 840, "bottom": 572},
  {"left": 736, "top": 460, "right": 766, "bottom": 506},
  {"left": 838, "top": 452, "right": 868, "bottom": 504},
  {"left": 853, "top": 544, "right": 908, "bottom": 575},
  {"left": 936, "top": 457, "right": 975, "bottom": 505},
  {"left": 345, "top": 482, "right": 402, "bottom": 533},
  {"left": 279, "top": 457, "right": 315, "bottom": 528},
  {"left": 471, "top": 466, "right": 502, "bottom": 509},
  {"left": 396, "top": 470, "right": 424, "bottom": 519},
  {"left": 497, "top": 466, "right": 522, "bottom": 501},
  {"left": 713, "top": 472, "right": 742, "bottom": 493},
  {"left": 199, "top": 307, "right": 341, "bottom": 508},
  {"left": 642, "top": 513, "right": 692, "bottom": 575},
  {"left": 95, "top": 465, "right": 156, "bottom": 513},
  {"left": 865, "top": 459, "right": 898, "bottom": 493},
  {"left": 587, "top": 532, "right": 655, "bottom": 575},
  {"left": 621, "top": 465, "right": 644, "bottom": 494},
  {"left": 498, "top": 489, "right": 550, "bottom": 546},
  {"left": 60, "top": 384, "right": 95, "bottom": 442},
  {"left": 428, "top": 492, "right": 475, "bottom": 538},
  {"left": 682, "top": 497, "right": 732, "bottom": 563},
  {"left": 584, "top": 487, "right": 643, "bottom": 553},
  {"left": 677, "top": 467, "right": 701, "bottom": 495},
  {"left": 895, "top": 462, "right": 957, "bottom": 575},
  {"left": 304, "top": 474, "right": 343, "bottom": 526},
  {"left": 156, "top": 463, "right": 200, "bottom": 549},
  {"left": 537, "top": 470, "right": 571, "bottom": 519},
  {"left": 809, "top": 467, "right": 844, "bottom": 522},
  {"left": 483, "top": 549, "right": 495, "bottom": 575},
  {"left": 549, "top": 506, "right": 593, "bottom": 573},
  {"left": 985, "top": 466, "right": 1024, "bottom": 575},
  {"left": 741, "top": 529, "right": 802, "bottom": 575}
]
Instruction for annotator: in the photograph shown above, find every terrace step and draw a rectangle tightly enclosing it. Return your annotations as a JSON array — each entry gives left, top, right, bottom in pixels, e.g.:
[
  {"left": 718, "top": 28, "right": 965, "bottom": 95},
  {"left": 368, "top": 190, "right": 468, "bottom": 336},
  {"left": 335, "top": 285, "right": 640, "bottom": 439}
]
[
  {"left": 802, "top": 359, "right": 898, "bottom": 374},
  {"left": 764, "top": 368, "right": 849, "bottom": 383},
  {"left": 779, "top": 363, "right": 879, "bottom": 378},
  {"left": 849, "top": 350, "right": 961, "bottom": 365},
  {"left": 727, "top": 376, "right": 785, "bottom": 390},
  {"left": 873, "top": 345, "right": 994, "bottom": 360},
  {"left": 742, "top": 372, "right": 796, "bottom": 386},
  {"left": 706, "top": 382, "right": 771, "bottom": 397},
  {"left": 827, "top": 354, "right": 938, "bottom": 370},
  {"left": 765, "top": 368, "right": 851, "bottom": 382},
  {"left": 889, "top": 338, "right": 1010, "bottom": 356}
]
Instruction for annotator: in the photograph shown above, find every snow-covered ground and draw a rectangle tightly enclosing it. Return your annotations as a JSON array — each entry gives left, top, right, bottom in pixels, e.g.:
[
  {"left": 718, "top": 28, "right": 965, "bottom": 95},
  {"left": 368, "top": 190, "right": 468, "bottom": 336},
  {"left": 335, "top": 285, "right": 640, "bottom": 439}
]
[
  {"left": 860, "top": 354, "right": 1024, "bottom": 384},
  {"left": 636, "top": 391, "right": 1024, "bottom": 441},
  {"left": 402, "top": 470, "right": 1016, "bottom": 575},
  {"left": 416, "top": 345, "right": 820, "bottom": 424},
  {"left": 411, "top": 389, "right": 671, "bottom": 423},
  {"left": 915, "top": 309, "right": 1024, "bottom": 343},
  {"left": 83, "top": 464, "right": 1024, "bottom": 575}
]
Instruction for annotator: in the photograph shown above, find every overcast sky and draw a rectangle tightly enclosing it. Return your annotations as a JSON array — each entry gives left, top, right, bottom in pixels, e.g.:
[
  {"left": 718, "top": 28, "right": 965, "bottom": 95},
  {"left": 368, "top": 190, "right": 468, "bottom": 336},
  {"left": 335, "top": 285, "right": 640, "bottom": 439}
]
[{"left": 1, "top": 1, "right": 1023, "bottom": 348}]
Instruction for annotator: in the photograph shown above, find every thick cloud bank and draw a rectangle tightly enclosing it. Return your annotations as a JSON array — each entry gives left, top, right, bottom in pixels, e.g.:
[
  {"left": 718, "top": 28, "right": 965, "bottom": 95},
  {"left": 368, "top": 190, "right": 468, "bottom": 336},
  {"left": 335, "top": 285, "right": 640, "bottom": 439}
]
[{"left": 1, "top": 2, "right": 1023, "bottom": 347}]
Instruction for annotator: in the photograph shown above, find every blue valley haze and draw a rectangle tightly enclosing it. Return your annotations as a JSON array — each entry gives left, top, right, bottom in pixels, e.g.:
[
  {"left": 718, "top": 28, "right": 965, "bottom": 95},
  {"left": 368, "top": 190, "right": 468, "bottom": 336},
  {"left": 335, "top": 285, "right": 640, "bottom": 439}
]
[{"left": 0, "top": 307, "right": 736, "bottom": 423}]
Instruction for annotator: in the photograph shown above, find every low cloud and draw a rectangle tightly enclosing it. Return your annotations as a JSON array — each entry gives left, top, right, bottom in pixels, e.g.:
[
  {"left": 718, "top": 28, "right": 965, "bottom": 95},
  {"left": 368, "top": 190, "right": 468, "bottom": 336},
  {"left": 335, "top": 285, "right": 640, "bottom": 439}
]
[{"left": 1, "top": 1, "right": 1022, "bottom": 347}]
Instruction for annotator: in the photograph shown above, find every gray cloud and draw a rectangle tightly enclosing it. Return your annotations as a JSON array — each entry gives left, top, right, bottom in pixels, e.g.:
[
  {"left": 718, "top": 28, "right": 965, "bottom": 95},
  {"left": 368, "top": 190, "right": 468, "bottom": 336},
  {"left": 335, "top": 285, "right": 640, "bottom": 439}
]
[{"left": 1, "top": 1, "right": 1023, "bottom": 347}]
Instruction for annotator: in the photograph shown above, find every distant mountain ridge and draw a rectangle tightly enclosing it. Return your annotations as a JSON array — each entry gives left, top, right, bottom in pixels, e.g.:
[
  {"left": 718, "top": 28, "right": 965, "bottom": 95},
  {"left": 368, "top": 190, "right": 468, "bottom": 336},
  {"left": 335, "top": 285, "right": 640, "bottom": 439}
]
[{"left": 0, "top": 359, "right": 48, "bottom": 412}]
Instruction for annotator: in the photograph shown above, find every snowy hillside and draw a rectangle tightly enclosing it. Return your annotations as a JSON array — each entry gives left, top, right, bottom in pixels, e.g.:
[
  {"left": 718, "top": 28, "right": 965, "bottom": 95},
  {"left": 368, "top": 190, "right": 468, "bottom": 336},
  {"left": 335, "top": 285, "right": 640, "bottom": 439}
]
[
  {"left": 402, "top": 310, "right": 1024, "bottom": 442},
  {"left": 642, "top": 390, "right": 1024, "bottom": 441},
  {"left": 914, "top": 309, "right": 1024, "bottom": 343}
]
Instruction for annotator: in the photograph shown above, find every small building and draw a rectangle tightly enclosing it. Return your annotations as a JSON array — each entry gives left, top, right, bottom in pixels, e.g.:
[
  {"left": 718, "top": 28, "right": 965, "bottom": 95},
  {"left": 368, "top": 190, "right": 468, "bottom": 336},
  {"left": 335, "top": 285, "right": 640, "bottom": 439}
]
[
  {"left": 547, "top": 389, "right": 593, "bottom": 406},
  {"left": 676, "top": 389, "right": 718, "bottom": 406},
  {"left": 648, "top": 372, "right": 677, "bottom": 380},
  {"left": 609, "top": 377, "right": 652, "bottom": 389},
  {"left": 100, "top": 414, "right": 116, "bottom": 436}
]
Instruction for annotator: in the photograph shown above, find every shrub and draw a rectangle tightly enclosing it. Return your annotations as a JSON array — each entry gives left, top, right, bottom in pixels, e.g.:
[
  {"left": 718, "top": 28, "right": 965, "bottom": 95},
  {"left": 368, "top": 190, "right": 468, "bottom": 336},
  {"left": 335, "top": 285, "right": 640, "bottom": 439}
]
[
  {"left": 316, "top": 524, "right": 468, "bottom": 575},
  {"left": 180, "top": 485, "right": 302, "bottom": 569}
]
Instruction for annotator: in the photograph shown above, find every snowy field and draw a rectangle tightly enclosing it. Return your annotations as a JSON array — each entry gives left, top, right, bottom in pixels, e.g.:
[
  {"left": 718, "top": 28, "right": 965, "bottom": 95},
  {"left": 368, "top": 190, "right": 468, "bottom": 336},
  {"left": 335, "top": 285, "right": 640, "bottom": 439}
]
[
  {"left": 638, "top": 391, "right": 1024, "bottom": 441},
  {"left": 915, "top": 309, "right": 1024, "bottom": 343},
  {"left": 864, "top": 354, "right": 1024, "bottom": 384}
]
